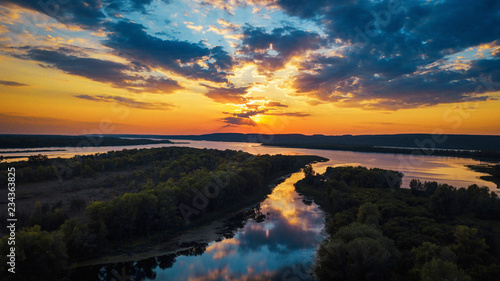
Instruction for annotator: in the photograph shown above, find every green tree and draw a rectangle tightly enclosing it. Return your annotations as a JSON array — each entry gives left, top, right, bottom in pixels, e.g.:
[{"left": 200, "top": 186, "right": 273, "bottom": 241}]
[
  {"left": 303, "top": 164, "right": 315, "bottom": 183},
  {"left": 316, "top": 223, "right": 400, "bottom": 281},
  {"left": 0, "top": 226, "right": 68, "bottom": 281},
  {"left": 357, "top": 202, "right": 381, "bottom": 226},
  {"left": 28, "top": 154, "right": 49, "bottom": 165},
  {"left": 420, "top": 258, "right": 471, "bottom": 281},
  {"left": 429, "top": 185, "right": 458, "bottom": 217},
  {"left": 452, "top": 225, "right": 489, "bottom": 268}
]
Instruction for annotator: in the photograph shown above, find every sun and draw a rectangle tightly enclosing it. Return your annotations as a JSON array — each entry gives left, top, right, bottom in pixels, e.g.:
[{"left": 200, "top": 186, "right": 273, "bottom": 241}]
[{"left": 250, "top": 114, "right": 264, "bottom": 123}]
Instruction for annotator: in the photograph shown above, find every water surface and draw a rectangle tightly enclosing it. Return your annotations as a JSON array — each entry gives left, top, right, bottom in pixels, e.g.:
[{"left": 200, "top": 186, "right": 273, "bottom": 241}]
[{"left": 3, "top": 139, "right": 496, "bottom": 190}]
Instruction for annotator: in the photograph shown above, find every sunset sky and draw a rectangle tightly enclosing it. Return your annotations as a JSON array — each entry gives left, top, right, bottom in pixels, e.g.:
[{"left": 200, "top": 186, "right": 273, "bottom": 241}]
[{"left": 0, "top": 0, "right": 499, "bottom": 135}]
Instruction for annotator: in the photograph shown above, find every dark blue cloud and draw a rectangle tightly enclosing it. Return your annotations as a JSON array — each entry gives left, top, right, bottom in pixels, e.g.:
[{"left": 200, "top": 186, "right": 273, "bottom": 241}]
[
  {"left": 105, "top": 21, "right": 234, "bottom": 83},
  {"left": 274, "top": 0, "right": 500, "bottom": 109},
  {"left": 2, "top": 0, "right": 106, "bottom": 28},
  {"left": 275, "top": 0, "right": 329, "bottom": 19},
  {"left": 294, "top": 55, "right": 500, "bottom": 109},
  {"left": 239, "top": 25, "right": 326, "bottom": 73},
  {"left": 2, "top": 0, "right": 171, "bottom": 28},
  {"left": 23, "top": 47, "right": 182, "bottom": 93}
]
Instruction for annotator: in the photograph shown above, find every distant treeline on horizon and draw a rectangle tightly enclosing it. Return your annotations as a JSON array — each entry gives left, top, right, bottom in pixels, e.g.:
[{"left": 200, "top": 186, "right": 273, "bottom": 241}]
[
  {"left": 1, "top": 133, "right": 499, "bottom": 157},
  {"left": 115, "top": 133, "right": 500, "bottom": 152},
  {"left": 0, "top": 135, "right": 172, "bottom": 149}
]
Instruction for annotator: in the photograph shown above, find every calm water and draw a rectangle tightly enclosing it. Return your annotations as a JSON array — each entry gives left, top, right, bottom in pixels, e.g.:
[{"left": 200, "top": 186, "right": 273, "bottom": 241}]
[
  {"left": 2, "top": 139, "right": 497, "bottom": 189},
  {"left": 3, "top": 139, "right": 499, "bottom": 280},
  {"left": 147, "top": 172, "right": 324, "bottom": 281}
]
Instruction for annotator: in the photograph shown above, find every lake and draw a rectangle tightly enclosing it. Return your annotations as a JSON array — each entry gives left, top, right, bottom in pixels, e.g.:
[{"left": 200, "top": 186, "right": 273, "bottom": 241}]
[{"left": 2, "top": 139, "right": 498, "bottom": 280}]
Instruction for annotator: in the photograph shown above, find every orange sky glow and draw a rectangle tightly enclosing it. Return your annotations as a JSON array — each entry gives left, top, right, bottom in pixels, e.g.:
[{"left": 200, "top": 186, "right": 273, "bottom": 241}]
[{"left": 0, "top": 0, "right": 499, "bottom": 135}]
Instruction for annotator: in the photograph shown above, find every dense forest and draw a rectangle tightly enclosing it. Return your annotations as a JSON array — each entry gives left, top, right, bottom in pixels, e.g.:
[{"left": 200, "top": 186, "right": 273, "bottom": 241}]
[
  {"left": 0, "top": 135, "right": 172, "bottom": 149},
  {"left": 295, "top": 165, "right": 500, "bottom": 281},
  {"left": 0, "top": 147, "right": 324, "bottom": 281}
]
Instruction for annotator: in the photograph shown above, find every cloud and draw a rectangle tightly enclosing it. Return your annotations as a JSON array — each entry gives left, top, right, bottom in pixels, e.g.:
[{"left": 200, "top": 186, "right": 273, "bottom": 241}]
[
  {"left": 104, "top": 20, "right": 234, "bottom": 83},
  {"left": 275, "top": 0, "right": 500, "bottom": 109},
  {"left": 184, "top": 21, "right": 203, "bottom": 31},
  {"left": 271, "top": 112, "right": 310, "bottom": 117},
  {"left": 198, "top": 0, "right": 276, "bottom": 15},
  {"left": 293, "top": 53, "right": 500, "bottom": 110},
  {"left": 22, "top": 46, "right": 183, "bottom": 94},
  {"left": 4, "top": 0, "right": 499, "bottom": 112},
  {"left": 105, "top": 0, "right": 171, "bottom": 14},
  {"left": 239, "top": 25, "right": 326, "bottom": 73},
  {"left": 74, "top": 94, "right": 175, "bottom": 110},
  {"left": 220, "top": 106, "right": 310, "bottom": 126},
  {"left": 202, "top": 84, "right": 249, "bottom": 104},
  {"left": 2, "top": 0, "right": 171, "bottom": 28},
  {"left": 0, "top": 80, "right": 29, "bottom": 87},
  {"left": 230, "top": 109, "right": 266, "bottom": 118},
  {"left": 2, "top": 0, "right": 106, "bottom": 29},
  {"left": 220, "top": 116, "right": 256, "bottom": 127},
  {"left": 207, "top": 18, "right": 243, "bottom": 40},
  {"left": 217, "top": 18, "right": 240, "bottom": 30},
  {"left": 266, "top": 101, "right": 287, "bottom": 108}
]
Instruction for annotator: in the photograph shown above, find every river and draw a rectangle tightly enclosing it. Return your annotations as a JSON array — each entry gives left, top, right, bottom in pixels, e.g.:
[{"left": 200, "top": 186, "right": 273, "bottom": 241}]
[
  {"left": 2, "top": 140, "right": 498, "bottom": 280},
  {"left": 2, "top": 139, "right": 497, "bottom": 189}
]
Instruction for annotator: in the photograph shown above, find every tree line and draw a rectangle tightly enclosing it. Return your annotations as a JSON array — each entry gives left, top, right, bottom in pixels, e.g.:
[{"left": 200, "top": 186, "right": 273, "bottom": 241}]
[{"left": 295, "top": 165, "right": 500, "bottom": 281}]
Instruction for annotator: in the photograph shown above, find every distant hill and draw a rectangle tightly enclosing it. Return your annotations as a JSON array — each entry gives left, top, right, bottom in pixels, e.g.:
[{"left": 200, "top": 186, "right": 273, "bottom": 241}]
[
  {"left": 115, "top": 133, "right": 500, "bottom": 152},
  {"left": 0, "top": 135, "right": 172, "bottom": 149}
]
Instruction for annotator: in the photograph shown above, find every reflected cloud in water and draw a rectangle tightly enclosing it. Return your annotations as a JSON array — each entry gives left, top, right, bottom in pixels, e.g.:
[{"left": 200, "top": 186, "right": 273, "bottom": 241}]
[{"left": 70, "top": 170, "right": 324, "bottom": 280}]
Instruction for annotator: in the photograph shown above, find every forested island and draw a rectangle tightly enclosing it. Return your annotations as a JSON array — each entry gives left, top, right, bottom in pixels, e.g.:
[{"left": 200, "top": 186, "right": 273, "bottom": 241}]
[
  {"left": 0, "top": 147, "right": 325, "bottom": 280},
  {"left": 295, "top": 165, "right": 500, "bottom": 281}
]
